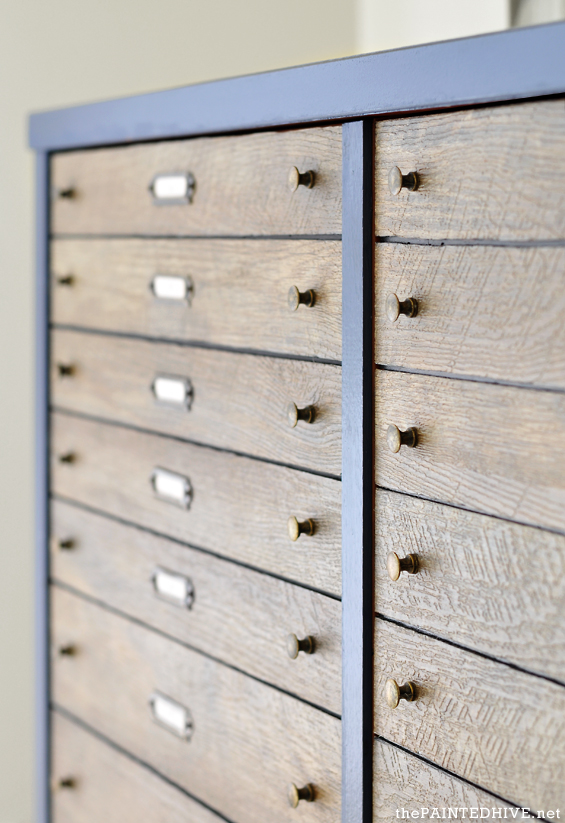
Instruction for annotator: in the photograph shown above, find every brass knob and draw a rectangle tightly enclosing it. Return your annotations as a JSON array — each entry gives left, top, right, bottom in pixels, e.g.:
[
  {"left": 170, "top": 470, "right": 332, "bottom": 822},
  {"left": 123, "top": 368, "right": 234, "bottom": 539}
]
[
  {"left": 57, "top": 363, "right": 75, "bottom": 377},
  {"left": 56, "top": 777, "right": 76, "bottom": 789},
  {"left": 385, "top": 678, "right": 416, "bottom": 708},
  {"left": 58, "top": 452, "right": 76, "bottom": 464},
  {"left": 288, "top": 167, "right": 315, "bottom": 192},
  {"left": 56, "top": 187, "right": 76, "bottom": 199},
  {"left": 286, "top": 634, "right": 315, "bottom": 659},
  {"left": 58, "top": 644, "right": 77, "bottom": 657},
  {"left": 56, "top": 275, "right": 74, "bottom": 286},
  {"left": 387, "top": 425, "right": 418, "bottom": 453},
  {"left": 386, "top": 293, "right": 418, "bottom": 322},
  {"left": 288, "top": 783, "right": 315, "bottom": 807},
  {"left": 287, "top": 516, "right": 315, "bottom": 541},
  {"left": 288, "top": 285, "right": 315, "bottom": 311},
  {"left": 51, "top": 536, "right": 75, "bottom": 551},
  {"left": 287, "top": 402, "right": 315, "bottom": 427},
  {"left": 387, "top": 552, "right": 419, "bottom": 581},
  {"left": 388, "top": 166, "right": 419, "bottom": 195}
]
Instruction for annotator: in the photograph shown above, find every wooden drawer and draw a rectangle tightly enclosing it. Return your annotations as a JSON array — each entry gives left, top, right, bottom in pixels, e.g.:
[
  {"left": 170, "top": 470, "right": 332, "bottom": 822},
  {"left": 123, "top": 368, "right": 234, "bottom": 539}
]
[
  {"left": 51, "top": 500, "right": 341, "bottom": 713},
  {"left": 51, "top": 588, "right": 341, "bottom": 823},
  {"left": 52, "top": 711, "right": 222, "bottom": 823},
  {"left": 51, "top": 329, "right": 341, "bottom": 476},
  {"left": 51, "top": 239, "right": 342, "bottom": 360},
  {"left": 51, "top": 414, "right": 341, "bottom": 596},
  {"left": 375, "top": 370, "right": 565, "bottom": 531},
  {"left": 375, "top": 99, "right": 565, "bottom": 241},
  {"left": 51, "top": 127, "right": 342, "bottom": 236},
  {"left": 373, "top": 739, "right": 508, "bottom": 820},
  {"left": 375, "top": 490, "right": 565, "bottom": 682},
  {"left": 374, "top": 619, "right": 565, "bottom": 811},
  {"left": 375, "top": 243, "right": 565, "bottom": 389}
]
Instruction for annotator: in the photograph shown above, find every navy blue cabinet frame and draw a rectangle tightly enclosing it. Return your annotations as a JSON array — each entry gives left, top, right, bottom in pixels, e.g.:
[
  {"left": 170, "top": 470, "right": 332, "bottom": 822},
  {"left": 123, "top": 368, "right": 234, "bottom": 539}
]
[{"left": 30, "top": 21, "right": 565, "bottom": 823}]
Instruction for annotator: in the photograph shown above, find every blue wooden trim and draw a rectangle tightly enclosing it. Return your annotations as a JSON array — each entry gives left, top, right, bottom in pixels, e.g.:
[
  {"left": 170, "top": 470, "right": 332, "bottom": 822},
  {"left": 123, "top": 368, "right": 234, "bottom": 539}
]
[
  {"left": 341, "top": 120, "right": 375, "bottom": 823},
  {"left": 29, "top": 22, "right": 565, "bottom": 151},
  {"left": 34, "top": 150, "right": 50, "bottom": 823}
]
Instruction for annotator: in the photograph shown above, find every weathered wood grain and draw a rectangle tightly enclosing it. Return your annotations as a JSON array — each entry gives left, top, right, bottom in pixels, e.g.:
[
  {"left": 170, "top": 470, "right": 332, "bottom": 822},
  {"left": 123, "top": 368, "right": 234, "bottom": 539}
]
[
  {"left": 51, "top": 238, "right": 342, "bottom": 360},
  {"left": 51, "top": 413, "right": 341, "bottom": 596},
  {"left": 51, "top": 329, "right": 341, "bottom": 475},
  {"left": 51, "top": 588, "right": 341, "bottom": 823},
  {"left": 373, "top": 739, "right": 511, "bottom": 820},
  {"left": 375, "top": 243, "right": 565, "bottom": 389},
  {"left": 51, "top": 500, "right": 341, "bottom": 713},
  {"left": 51, "top": 127, "right": 342, "bottom": 236},
  {"left": 374, "top": 618, "right": 565, "bottom": 811},
  {"left": 375, "top": 99, "right": 565, "bottom": 240},
  {"left": 375, "top": 370, "right": 565, "bottom": 532},
  {"left": 375, "top": 489, "right": 565, "bottom": 681},
  {"left": 52, "top": 711, "right": 222, "bottom": 823}
]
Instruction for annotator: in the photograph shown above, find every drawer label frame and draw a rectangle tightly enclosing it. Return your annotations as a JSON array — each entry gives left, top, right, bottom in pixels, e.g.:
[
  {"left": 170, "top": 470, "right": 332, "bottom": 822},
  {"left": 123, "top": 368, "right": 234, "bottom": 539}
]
[
  {"left": 151, "top": 374, "right": 194, "bottom": 410},
  {"left": 150, "top": 274, "right": 193, "bottom": 303},
  {"left": 149, "top": 171, "right": 196, "bottom": 204},
  {"left": 151, "top": 566, "right": 195, "bottom": 609},
  {"left": 151, "top": 467, "right": 193, "bottom": 509},
  {"left": 149, "top": 691, "right": 194, "bottom": 740}
]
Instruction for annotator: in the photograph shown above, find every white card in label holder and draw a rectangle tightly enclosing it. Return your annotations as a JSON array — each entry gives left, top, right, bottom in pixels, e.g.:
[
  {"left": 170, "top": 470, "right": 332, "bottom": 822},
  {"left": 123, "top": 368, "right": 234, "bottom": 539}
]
[
  {"left": 152, "top": 566, "right": 195, "bottom": 609},
  {"left": 149, "top": 692, "right": 193, "bottom": 740},
  {"left": 151, "top": 374, "right": 194, "bottom": 409}
]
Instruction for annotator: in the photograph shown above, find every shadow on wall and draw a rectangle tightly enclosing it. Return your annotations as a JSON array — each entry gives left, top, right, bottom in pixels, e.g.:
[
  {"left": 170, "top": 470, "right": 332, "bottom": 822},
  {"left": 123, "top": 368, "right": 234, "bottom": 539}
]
[{"left": 511, "top": 0, "right": 565, "bottom": 25}]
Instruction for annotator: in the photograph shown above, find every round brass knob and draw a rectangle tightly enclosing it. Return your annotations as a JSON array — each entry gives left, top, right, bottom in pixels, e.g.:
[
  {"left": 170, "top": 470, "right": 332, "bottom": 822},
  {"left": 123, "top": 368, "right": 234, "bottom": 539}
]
[
  {"left": 58, "top": 452, "right": 76, "bottom": 464},
  {"left": 387, "top": 425, "right": 418, "bottom": 454},
  {"left": 385, "top": 678, "right": 416, "bottom": 709},
  {"left": 287, "top": 516, "right": 315, "bottom": 541},
  {"left": 57, "top": 363, "right": 75, "bottom": 378},
  {"left": 388, "top": 166, "right": 419, "bottom": 195},
  {"left": 386, "top": 293, "right": 418, "bottom": 322},
  {"left": 387, "top": 552, "right": 419, "bottom": 581},
  {"left": 288, "top": 167, "right": 315, "bottom": 192},
  {"left": 288, "top": 783, "right": 315, "bottom": 807},
  {"left": 56, "top": 275, "right": 74, "bottom": 286},
  {"left": 286, "top": 634, "right": 315, "bottom": 659},
  {"left": 287, "top": 402, "right": 315, "bottom": 427},
  {"left": 288, "top": 285, "right": 316, "bottom": 311},
  {"left": 58, "top": 644, "right": 77, "bottom": 657},
  {"left": 56, "top": 187, "right": 76, "bottom": 199}
]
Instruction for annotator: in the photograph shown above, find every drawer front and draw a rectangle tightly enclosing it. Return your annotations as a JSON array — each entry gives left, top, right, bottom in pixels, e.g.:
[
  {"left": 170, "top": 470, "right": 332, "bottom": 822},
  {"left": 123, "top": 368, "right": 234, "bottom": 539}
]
[
  {"left": 375, "top": 243, "right": 565, "bottom": 389},
  {"left": 51, "top": 330, "right": 341, "bottom": 475},
  {"left": 51, "top": 500, "right": 341, "bottom": 713},
  {"left": 373, "top": 739, "right": 506, "bottom": 820},
  {"left": 51, "top": 414, "right": 341, "bottom": 596},
  {"left": 374, "top": 619, "right": 565, "bottom": 810},
  {"left": 52, "top": 711, "right": 222, "bottom": 823},
  {"left": 51, "top": 239, "right": 342, "bottom": 360},
  {"left": 375, "top": 490, "right": 565, "bottom": 681},
  {"left": 51, "top": 588, "right": 341, "bottom": 823},
  {"left": 51, "top": 127, "right": 342, "bottom": 236},
  {"left": 375, "top": 99, "right": 565, "bottom": 241},
  {"left": 375, "top": 370, "right": 565, "bottom": 531}
]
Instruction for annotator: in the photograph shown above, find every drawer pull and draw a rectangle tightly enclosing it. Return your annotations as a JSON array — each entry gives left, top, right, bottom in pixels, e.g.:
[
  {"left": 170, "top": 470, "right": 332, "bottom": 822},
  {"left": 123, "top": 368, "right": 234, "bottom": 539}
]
[
  {"left": 287, "top": 402, "right": 316, "bottom": 427},
  {"left": 150, "top": 274, "right": 193, "bottom": 303},
  {"left": 58, "top": 452, "right": 76, "bottom": 464},
  {"left": 149, "top": 172, "right": 196, "bottom": 204},
  {"left": 151, "top": 467, "right": 193, "bottom": 509},
  {"left": 152, "top": 375, "right": 194, "bottom": 410},
  {"left": 54, "top": 537, "right": 75, "bottom": 551},
  {"left": 288, "top": 285, "right": 316, "bottom": 311},
  {"left": 56, "top": 363, "right": 75, "bottom": 378},
  {"left": 387, "top": 552, "right": 419, "bottom": 581},
  {"left": 55, "top": 187, "right": 76, "bottom": 200},
  {"left": 56, "top": 275, "right": 74, "bottom": 287},
  {"left": 58, "top": 644, "right": 77, "bottom": 657},
  {"left": 288, "top": 783, "right": 315, "bottom": 807},
  {"left": 55, "top": 777, "right": 76, "bottom": 790},
  {"left": 385, "top": 678, "right": 416, "bottom": 709},
  {"left": 387, "top": 424, "right": 418, "bottom": 453},
  {"left": 149, "top": 691, "right": 193, "bottom": 740},
  {"left": 152, "top": 567, "right": 195, "bottom": 609},
  {"left": 388, "top": 166, "right": 419, "bottom": 195},
  {"left": 287, "top": 516, "right": 315, "bottom": 541},
  {"left": 287, "top": 167, "right": 315, "bottom": 192},
  {"left": 386, "top": 293, "right": 418, "bottom": 322},
  {"left": 286, "top": 634, "right": 315, "bottom": 659}
]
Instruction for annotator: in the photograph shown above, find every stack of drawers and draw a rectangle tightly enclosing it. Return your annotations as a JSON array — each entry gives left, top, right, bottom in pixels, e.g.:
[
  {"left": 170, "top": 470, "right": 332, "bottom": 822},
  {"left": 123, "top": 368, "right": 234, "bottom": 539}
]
[
  {"left": 48, "top": 127, "right": 343, "bottom": 822},
  {"left": 372, "top": 100, "right": 565, "bottom": 817}
]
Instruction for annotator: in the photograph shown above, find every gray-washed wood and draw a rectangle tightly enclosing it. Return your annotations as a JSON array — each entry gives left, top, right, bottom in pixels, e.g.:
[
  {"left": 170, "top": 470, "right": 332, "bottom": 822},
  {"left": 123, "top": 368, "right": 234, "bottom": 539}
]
[
  {"left": 51, "top": 588, "right": 341, "bottom": 823},
  {"left": 51, "top": 238, "right": 342, "bottom": 360},
  {"left": 375, "top": 489, "right": 565, "bottom": 681},
  {"left": 51, "top": 329, "right": 342, "bottom": 475},
  {"left": 375, "top": 99, "right": 565, "bottom": 240},
  {"left": 373, "top": 739, "right": 514, "bottom": 820},
  {"left": 51, "top": 127, "right": 342, "bottom": 236},
  {"left": 51, "top": 500, "right": 341, "bottom": 713},
  {"left": 52, "top": 711, "right": 223, "bottom": 823},
  {"left": 375, "top": 243, "right": 565, "bottom": 389},
  {"left": 375, "top": 370, "right": 565, "bottom": 532},
  {"left": 51, "top": 413, "right": 341, "bottom": 596},
  {"left": 374, "top": 619, "right": 565, "bottom": 811}
]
